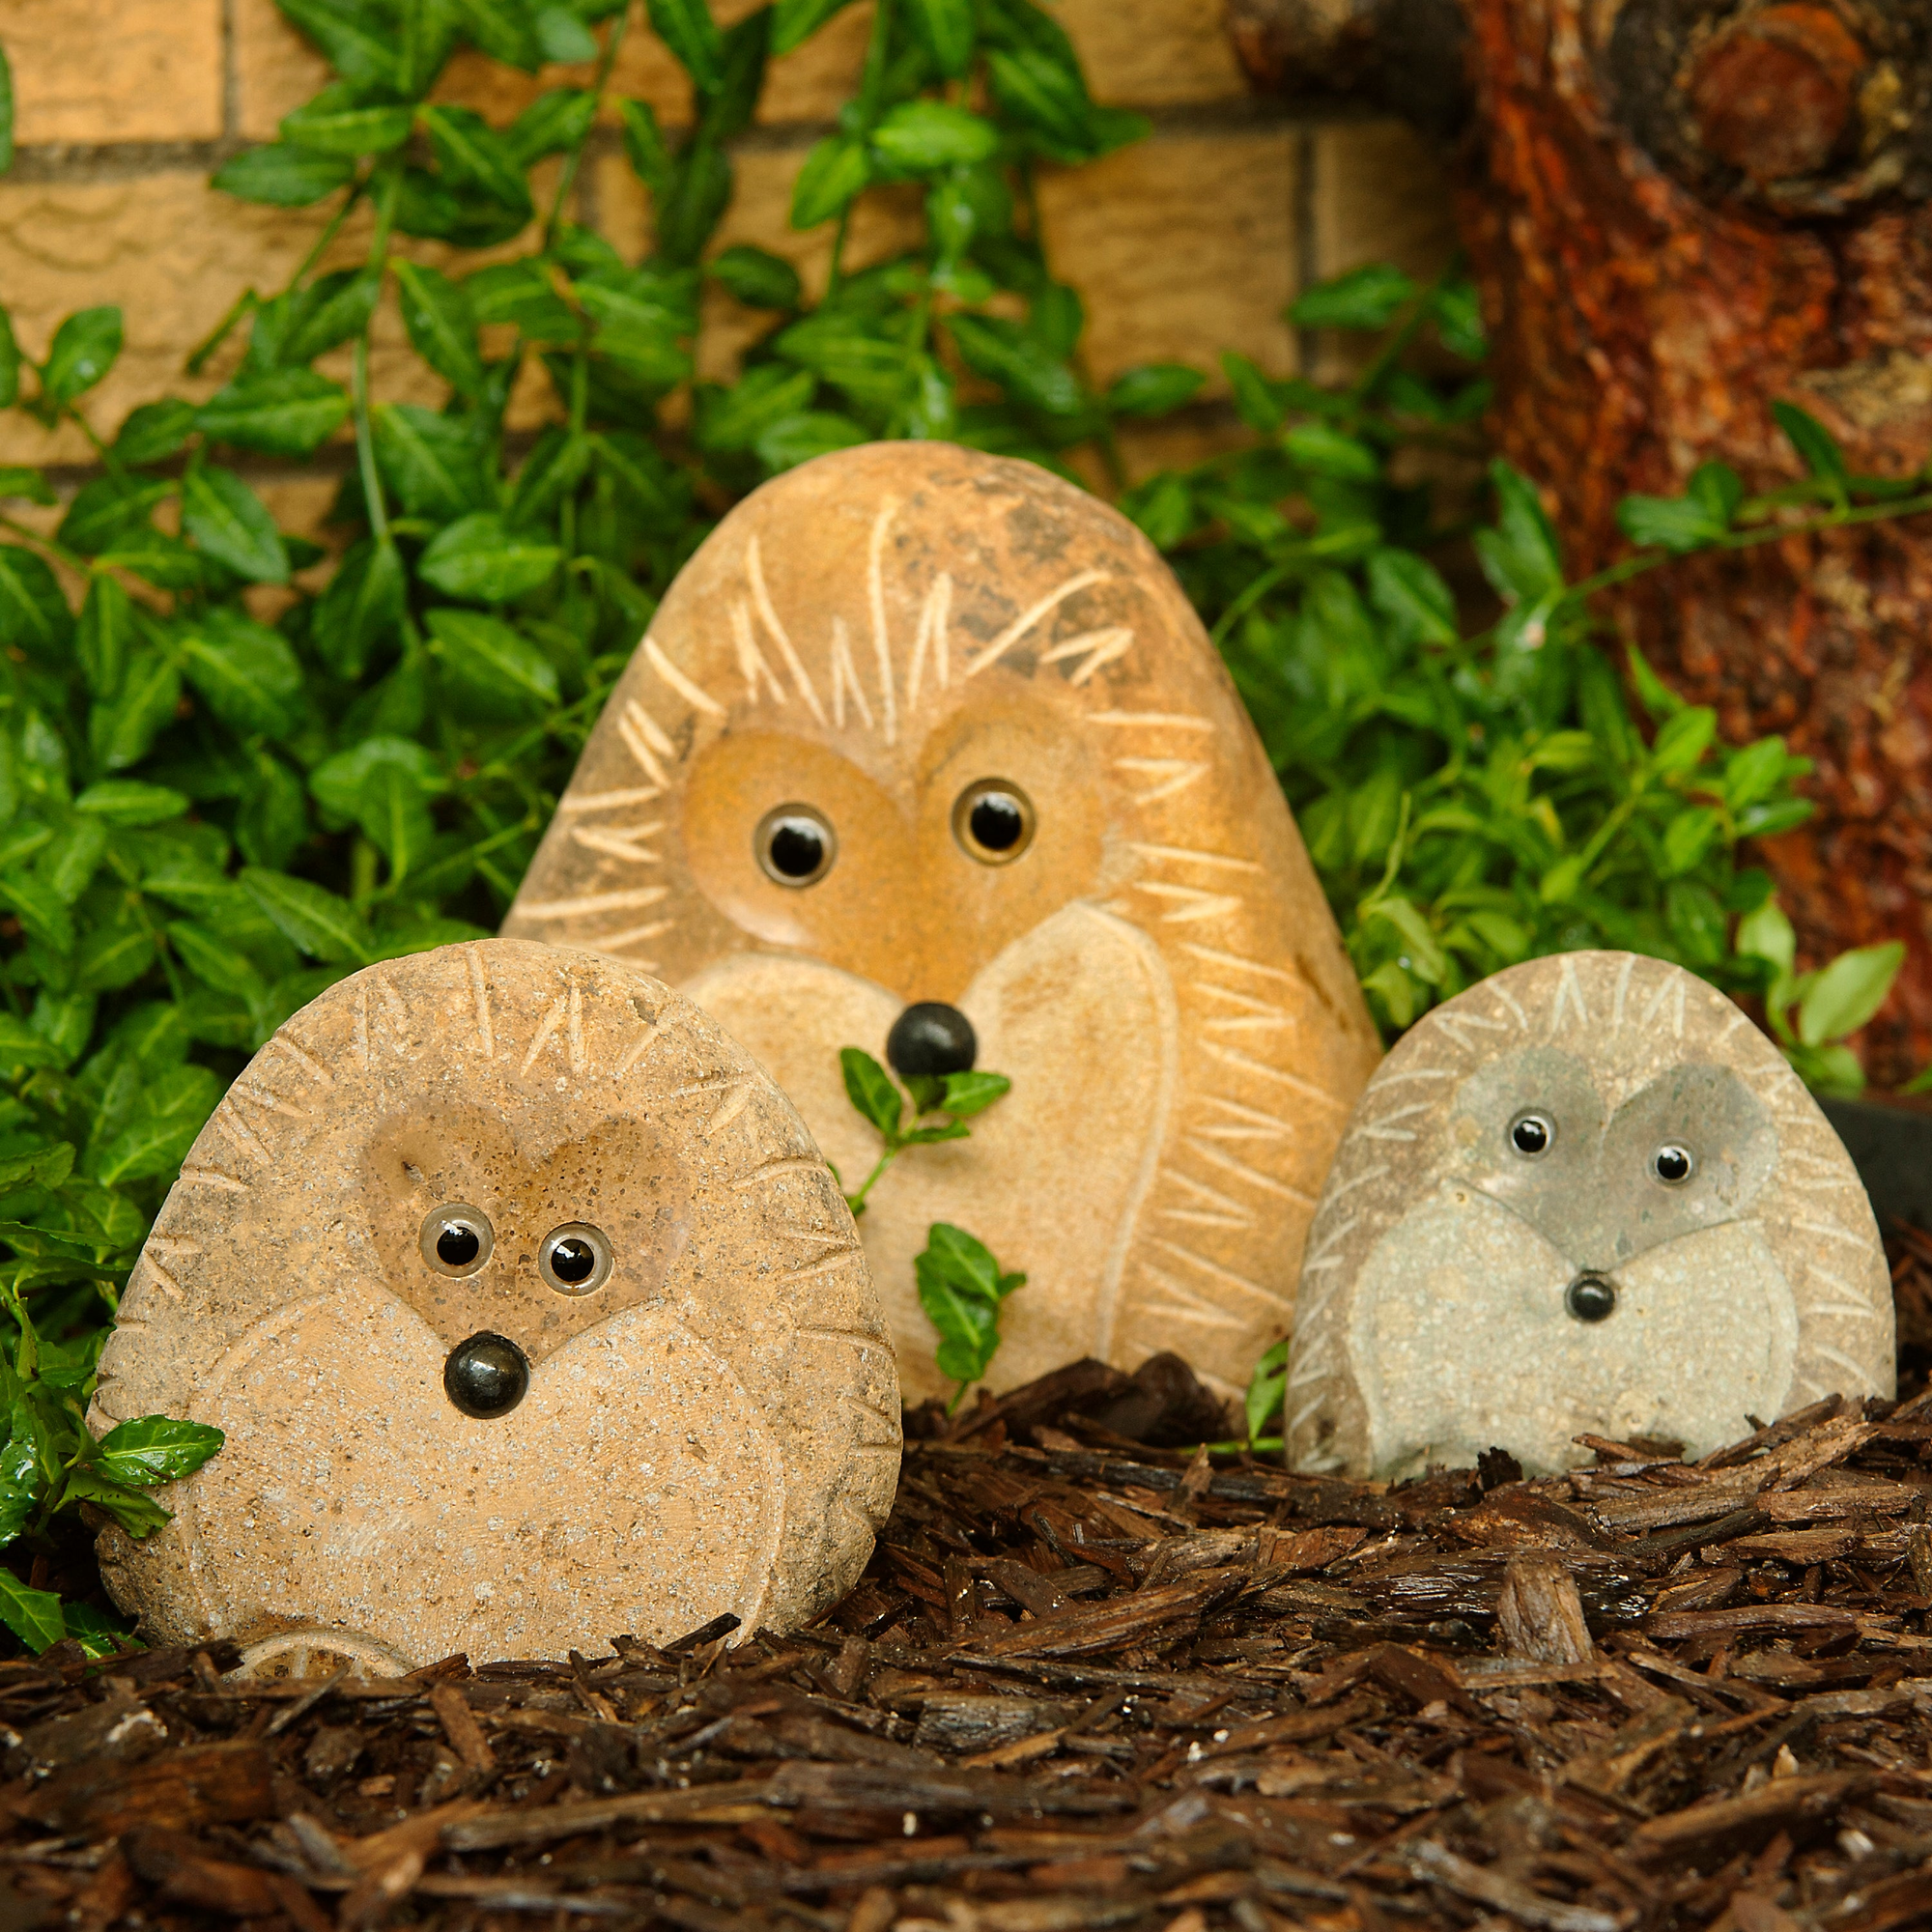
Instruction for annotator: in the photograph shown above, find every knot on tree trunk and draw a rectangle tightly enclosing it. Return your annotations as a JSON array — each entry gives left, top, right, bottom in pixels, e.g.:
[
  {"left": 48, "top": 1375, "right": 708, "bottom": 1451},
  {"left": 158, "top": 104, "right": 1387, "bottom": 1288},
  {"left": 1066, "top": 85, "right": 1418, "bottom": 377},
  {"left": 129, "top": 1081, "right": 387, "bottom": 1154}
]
[{"left": 1689, "top": 4, "right": 1870, "bottom": 184}]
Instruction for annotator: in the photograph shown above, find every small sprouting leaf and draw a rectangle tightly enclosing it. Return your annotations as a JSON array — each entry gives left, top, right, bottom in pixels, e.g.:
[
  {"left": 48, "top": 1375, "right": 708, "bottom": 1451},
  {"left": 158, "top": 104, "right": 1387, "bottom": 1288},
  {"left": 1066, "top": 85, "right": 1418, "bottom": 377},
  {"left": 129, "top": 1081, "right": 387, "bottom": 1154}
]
[
  {"left": 310, "top": 735, "right": 442, "bottom": 826},
  {"left": 709, "top": 245, "right": 802, "bottom": 311},
  {"left": 213, "top": 142, "right": 357, "bottom": 206},
  {"left": 1289, "top": 263, "right": 1417, "bottom": 331},
  {"left": 947, "top": 313, "right": 1084, "bottom": 417},
  {"left": 112, "top": 398, "right": 200, "bottom": 468},
  {"left": 422, "top": 104, "right": 534, "bottom": 216},
  {"left": 1773, "top": 401, "right": 1849, "bottom": 487},
  {"left": 90, "top": 649, "right": 182, "bottom": 771},
  {"left": 1368, "top": 548, "right": 1459, "bottom": 647},
  {"left": 1798, "top": 942, "right": 1906, "bottom": 1048},
  {"left": 182, "top": 465, "right": 290, "bottom": 583},
  {"left": 509, "top": 88, "right": 598, "bottom": 165},
  {"left": 94, "top": 1416, "right": 226, "bottom": 1489},
  {"left": 276, "top": 0, "right": 401, "bottom": 88},
  {"left": 41, "top": 307, "right": 124, "bottom": 408},
  {"left": 240, "top": 867, "right": 373, "bottom": 964},
  {"left": 425, "top": 609, "right": 562, "bottom": 717},
  {"left": 939, "top": 1070, "right": 1010, "bottom": 1119},
  {"left": 373, "top": 404, "right": 490, "bottom": 519},
  {"left": 1617, "top": 491, "right": 1728, "bottom": 554},
  {"left": 839, "top": 1048, "right": 904, "bottom": 1140},
  {"left": 1104, "top": 364, "right": 1203, "bottom": 417},
  {"left": 754, "top": 411, "right": 867, "bottom": 471},
  {"left": 196, "top": 369, "right": 350, "bottom": 455},
  {"left": 61, "top": 1471, "right": 172, "bottom": 1540},
  {"left": 1243, "top": 1338, "right": 1288, "bottom": 1446},
  {"left": 984, "top": 44, "right": 1092, "bottom": 149},
  {"left": 1286, "top": 422, "right": 1379, "bottom": 482},
  {"left": 419, "top": 513, "right": 562, "bottom": 602},
  {"left": 1661, "top": 806, "right": 1721, "bottom": 877},
  {"left": 535, "top": 4, "right": 599, "bottom": 59},
  {"left": 646, "top": 0, "right": 726, "bottom": 91},
  {"left": 915, "top": 1223, "right": 1025, "bottom": 1393},
  {"left": 0, "top": 1141, "right": 76, "bottom": 1189},
  {"left": 0, "top": 1570, "right": 66, "bottom": 1654},
  {"left": 1476, "top": 461, "right": 1563, "bottom": 602},
  {"left": 772, "top": 0, "right": 860, "bottom": 54},
  {"left": 1362, "top": 895, "right": 1448, "bottom": 984},
  {"left": 455, "top": 0, "right": 543, "bottom": 69},
  {"left": 871, "top": 100, "right": 1000, "bottom": 172},
  {"left": 1736, "top": 901, "right": 1797, "bottom": 980}
]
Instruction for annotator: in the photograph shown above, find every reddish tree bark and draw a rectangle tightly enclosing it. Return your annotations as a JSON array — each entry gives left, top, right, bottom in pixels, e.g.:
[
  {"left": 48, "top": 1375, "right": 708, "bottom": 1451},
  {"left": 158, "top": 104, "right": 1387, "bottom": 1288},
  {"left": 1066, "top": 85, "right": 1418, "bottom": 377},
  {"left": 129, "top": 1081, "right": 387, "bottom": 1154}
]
[{"left": 1228, "top": 0, "right": 1932, "bottom": 1084}]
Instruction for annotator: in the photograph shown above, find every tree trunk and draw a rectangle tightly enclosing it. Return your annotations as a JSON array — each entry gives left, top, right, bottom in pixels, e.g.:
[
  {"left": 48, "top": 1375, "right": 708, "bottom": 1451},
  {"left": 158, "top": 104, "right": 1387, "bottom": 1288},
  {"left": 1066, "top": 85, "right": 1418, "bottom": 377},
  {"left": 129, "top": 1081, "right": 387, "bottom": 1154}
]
[{"left": 1229, "top": 0, "right": 1932, "bottom": 1085}]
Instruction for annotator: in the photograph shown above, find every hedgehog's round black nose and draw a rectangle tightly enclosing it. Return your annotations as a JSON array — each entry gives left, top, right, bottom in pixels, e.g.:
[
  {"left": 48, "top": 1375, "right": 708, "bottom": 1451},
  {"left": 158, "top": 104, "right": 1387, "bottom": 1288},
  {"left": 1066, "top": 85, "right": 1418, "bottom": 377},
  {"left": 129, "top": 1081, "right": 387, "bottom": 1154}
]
[
  {"left": 444, "top": 1332, "right": 529, "bottom": 1418},
  {"left": 1565, "top": 1273, "right": 1617, "bottom": 1324},
  {"left": 887, "top": 1003, "right": 977, "bottom": 1080}
]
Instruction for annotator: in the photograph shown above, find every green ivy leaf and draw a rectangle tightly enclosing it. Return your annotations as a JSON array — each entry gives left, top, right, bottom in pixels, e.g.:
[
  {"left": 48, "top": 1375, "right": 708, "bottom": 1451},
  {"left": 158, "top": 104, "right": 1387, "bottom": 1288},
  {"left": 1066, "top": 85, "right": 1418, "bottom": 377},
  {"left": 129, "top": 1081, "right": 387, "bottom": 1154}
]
[
  {"left": 789, "top": 133, "right": 870, "bottom": 229},
  {"left": 310, "top": 735, "right": 442, "bottom": 825},
  {"left": 709, "top": 245, "right": 802, "bottom": 311},
  {"left": 240, "top": 867, "right": 374, "bottom": 964},
  {"left": 535, "top": 4, "right": 599, "bottom": 60},
  {"left": 275, "top": 0, "right": 401, "bottom": 89},
  {"left": 75, "top": 576, "right": 134, "bottom": 699},
  {"left": 984, "top": 45, "right": 1093, "bottom": 148},
  {"left": 1798, "top": 942, "right": 1905, "bottom": 1048},
  {"left": 42, "top": 307, "right": 124, "bottom": 409},
  {"left": 197, "top": 369, "right": 350, "bottom": 455},
  {"left": 938, "top": 1070, "right": 1010, "bottom": 1119},
  {"left": 181, "top": 466, "right": 290, "bottom": 583},
  {"left": 1289, "top": 264, "right": 1417, "bottom": 331},
  {"left": 280, "top": 84, "right": 414, "bottom": 156},
  {"left": 419, "top": 512, "right": 563, "bottom": 601},
  {"left": 871, "top": 100, "right": 1000, "bottom": 172},
  {"left": 1243, "top": 1338, "right": 1288, "bottom": 1446},
  {"left": 1773, "top": 401, "right": 1849, "bottom": 487},
  {"left": 213, "top": 142, "right": 358, "bottom": 206},
  {"left": 90, "top": 649, "right": 182, "bottom": 772},
  {"left": 772, "top": 0, "right": 860, "bottom": 54},
  {"left": 619, "top": 99, "right": 673, "bottom": 192},
  {"left": 61, "top": 1470, "right": 171, "bottom": 1540},
  {"left": 422, "top": 104, "right": 534, "bottom": 216},
  {"left": 112, "top": 399, "right": 200, "bottom": 468},
  {"left": 509, "top": 88, "right": 599, "bottom": 166},
  {"left": 754, "top": 411, "right": 867, "bottom": 471},
  {"left": 180, "top": 610, "right": 305, "bottom": 737},
  {"left": 281, "top": 266, "right": 384, "bottom": 367},
  {"left": 916, "top": 1222, "right": 1026, "bottom": 1392},
  {"left": 75, "top": 781, "right": 188, "bottom": 827},
  {"left": 312, "top": 537, "right": 406, "bottom": 677},
  {"left": 948, "top": 313, "right": 1084, "bottom": 417},
  {"left": 1104, "top": 364, "right": 1203, "bottom": 417},
  {"left": 646, "top": 0, "right": 726, "bottom": 92},
  {"left": 373, "top": 404, "right": 491, "bottom": 519},
  {"left": 906, "top": 0, "right": 976, "bottom": 75},
  {"left": 454, "top": 0, "right": 543, "bottom": 70},
  {"left": 94, "top": 1416, "right": 226, "bottom": 1489},
  {"left": 395, "top": 261, "right": 484, "bottom": 396},
  {"left": 0, "top": 548, "right": 77, "bottom": 663},
  {"left": 425, "top": 609, "right": 562, "bottom": 717},
  {"left": 839, "top": 1047, "right": 904, "bottom": 1140},
  {"left": 1475, "top": 461, "right": 1564, "bottom": 603},
  {"left": 0, "top": 1569, "right": 66, "bottom": 1655}
]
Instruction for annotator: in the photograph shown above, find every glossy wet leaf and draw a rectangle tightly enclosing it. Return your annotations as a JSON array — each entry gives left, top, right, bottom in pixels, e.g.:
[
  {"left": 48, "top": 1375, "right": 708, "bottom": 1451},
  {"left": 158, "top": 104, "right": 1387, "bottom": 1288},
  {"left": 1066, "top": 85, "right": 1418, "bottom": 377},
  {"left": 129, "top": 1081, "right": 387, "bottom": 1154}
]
[{"left": 95, "top": 1416, "right": 227, "bottom": 1489}]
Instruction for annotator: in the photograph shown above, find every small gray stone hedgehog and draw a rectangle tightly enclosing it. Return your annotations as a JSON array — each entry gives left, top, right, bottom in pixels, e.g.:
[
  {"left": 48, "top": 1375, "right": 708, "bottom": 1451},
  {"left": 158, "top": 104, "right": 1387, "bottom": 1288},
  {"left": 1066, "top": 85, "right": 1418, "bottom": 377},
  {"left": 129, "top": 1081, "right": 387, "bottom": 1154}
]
[{"left": 1288, "top": 951, "right": 1893, "bottom": 1478}]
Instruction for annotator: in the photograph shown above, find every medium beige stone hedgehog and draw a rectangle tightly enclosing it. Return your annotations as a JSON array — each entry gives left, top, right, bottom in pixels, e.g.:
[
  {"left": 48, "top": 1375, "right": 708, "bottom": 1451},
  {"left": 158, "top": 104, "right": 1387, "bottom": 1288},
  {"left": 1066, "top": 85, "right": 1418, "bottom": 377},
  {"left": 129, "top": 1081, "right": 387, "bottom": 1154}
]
[
  {"left": 1288, "top": 951, "right": 1894, "bottom": 1479},
  {"left": 88, "top": 938, "right": 897, "bottom": 1674},
  {"left": 504, "top": 441, "right": 1381, "bottom": 1406}
]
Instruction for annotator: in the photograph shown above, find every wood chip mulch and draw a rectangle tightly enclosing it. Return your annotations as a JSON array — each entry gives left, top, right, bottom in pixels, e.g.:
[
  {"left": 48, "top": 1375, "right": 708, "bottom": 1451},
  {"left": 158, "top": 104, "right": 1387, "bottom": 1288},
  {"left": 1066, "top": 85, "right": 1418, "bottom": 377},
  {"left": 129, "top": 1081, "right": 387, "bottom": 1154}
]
[{"left": 7, "top": 1240, "right": 1932, "bottom": 1931}]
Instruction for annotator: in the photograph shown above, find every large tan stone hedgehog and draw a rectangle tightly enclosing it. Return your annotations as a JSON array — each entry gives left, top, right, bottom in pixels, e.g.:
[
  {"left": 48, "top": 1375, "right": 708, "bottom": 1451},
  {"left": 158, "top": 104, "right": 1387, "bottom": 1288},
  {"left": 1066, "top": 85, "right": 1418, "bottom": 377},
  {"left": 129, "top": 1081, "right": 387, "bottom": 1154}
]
[
  {"left": 1288, "top": 951, "right": 1894, "bottom": 1480},
  {"left": 88, "top": 938, "right": 897, "bottom": 1675},
  {"left": 504, "top": 441, "right": 1381, "bottom": 1406}
]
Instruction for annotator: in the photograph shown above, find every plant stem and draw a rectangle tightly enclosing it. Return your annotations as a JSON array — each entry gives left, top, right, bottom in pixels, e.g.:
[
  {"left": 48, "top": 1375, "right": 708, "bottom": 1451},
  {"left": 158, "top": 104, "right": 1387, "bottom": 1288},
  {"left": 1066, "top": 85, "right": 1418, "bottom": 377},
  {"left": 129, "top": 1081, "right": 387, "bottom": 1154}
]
[
  {"left": 545, "top": 4, "right": 633, "bottom": 251},
  {"left": 843, "top": 1146, "right": 897, "bottom": 1219}
]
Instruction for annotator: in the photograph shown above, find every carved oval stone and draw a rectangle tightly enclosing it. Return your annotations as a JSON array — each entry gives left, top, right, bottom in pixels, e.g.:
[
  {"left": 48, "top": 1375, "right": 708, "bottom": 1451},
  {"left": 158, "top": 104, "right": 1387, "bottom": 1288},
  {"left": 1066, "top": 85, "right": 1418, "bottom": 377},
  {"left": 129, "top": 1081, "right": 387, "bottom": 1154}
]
[
  {"left": 503, "top": 442, "right": 1381, "bottom": 1406},
  {"left": 1288, "top": 951, "right": 1893, "bottom": 1479},
  {"left": 87, "top": 939, "right": 898, "bottom": 1666}
]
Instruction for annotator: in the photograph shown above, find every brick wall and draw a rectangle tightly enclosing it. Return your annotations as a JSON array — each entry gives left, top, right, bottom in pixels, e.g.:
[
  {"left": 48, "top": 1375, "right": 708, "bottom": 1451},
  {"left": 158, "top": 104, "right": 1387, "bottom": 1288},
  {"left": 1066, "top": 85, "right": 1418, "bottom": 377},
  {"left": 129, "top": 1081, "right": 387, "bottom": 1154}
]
[{"left": 0, "top": 0, "right": 1456, "bottom": 493}]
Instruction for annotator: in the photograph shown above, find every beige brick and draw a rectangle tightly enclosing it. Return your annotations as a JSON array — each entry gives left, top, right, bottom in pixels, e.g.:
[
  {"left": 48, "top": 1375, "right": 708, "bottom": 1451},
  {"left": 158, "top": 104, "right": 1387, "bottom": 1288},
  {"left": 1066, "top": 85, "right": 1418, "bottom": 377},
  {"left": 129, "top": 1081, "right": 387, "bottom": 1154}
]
[
  {"left": 233, "top": 0, "right": 333, "bottom": 142},
  {"left": 1037, "top": 130, "right": 1297, "bottom": 390},
  {"left": 2, "top": 0, "right": 224, "bottom": 146},
  {"left": 1060, "top": 0, "right": 1248, "bottom": 107},
  {"left": 1311, "top": 120, "right": 1458, "bottom": 284},
  {"left": 1306, "top": 119, "right": 1460, "bottom": 384}
]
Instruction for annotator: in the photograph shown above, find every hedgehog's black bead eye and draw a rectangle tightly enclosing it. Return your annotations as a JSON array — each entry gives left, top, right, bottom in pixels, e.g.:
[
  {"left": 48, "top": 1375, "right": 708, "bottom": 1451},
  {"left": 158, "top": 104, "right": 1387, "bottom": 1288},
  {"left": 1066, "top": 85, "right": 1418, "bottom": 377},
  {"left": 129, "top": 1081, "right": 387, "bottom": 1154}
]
[
  {"left": 1566, "top": 1274, "right": 1617, "bottom": 1323},
  {"left": 444, "top": 1332, "right": 528, "bottom": 1419},
  {"left": 754, "top": 803, "right": 836, "bottom": 887},
  {"left": 421, "top": 1205, "right": 493, "bottom": 1277},
  {"left": 1653, "top": 1143, "right": 1694, "bottom": 1185},
  {"left": 952, "top": 779, "right": 1036, "bottom": 866},
  {"left": 1508, "top": 1111, "right": 1553, "bottom": 1157},
  {"left": 539, "top": 1222, "right": 612, "bottom": 1296}
]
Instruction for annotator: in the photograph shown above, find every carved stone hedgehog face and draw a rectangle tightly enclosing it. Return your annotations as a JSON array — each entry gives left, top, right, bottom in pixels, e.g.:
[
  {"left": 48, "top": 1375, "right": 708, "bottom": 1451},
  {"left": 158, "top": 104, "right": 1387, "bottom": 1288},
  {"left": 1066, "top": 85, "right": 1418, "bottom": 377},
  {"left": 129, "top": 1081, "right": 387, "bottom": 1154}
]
[
  {"left": 504, "top": 442, "right": 1381, "bottom": 1406},
  {"left": 1288, "top": 951, "right": 1893, "bottom": 1479},
  {"left": 88, "top": 939, "right": 897, "bottom": 1674}
]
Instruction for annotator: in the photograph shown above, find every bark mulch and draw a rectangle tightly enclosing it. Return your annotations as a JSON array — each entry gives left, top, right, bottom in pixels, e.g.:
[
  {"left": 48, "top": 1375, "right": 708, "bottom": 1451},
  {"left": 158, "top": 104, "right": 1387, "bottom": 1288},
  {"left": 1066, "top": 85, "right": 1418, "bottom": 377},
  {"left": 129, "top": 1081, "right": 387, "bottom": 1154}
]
[{"left": 7, "top": 1243, "right": 1932, "bottom": 1931}]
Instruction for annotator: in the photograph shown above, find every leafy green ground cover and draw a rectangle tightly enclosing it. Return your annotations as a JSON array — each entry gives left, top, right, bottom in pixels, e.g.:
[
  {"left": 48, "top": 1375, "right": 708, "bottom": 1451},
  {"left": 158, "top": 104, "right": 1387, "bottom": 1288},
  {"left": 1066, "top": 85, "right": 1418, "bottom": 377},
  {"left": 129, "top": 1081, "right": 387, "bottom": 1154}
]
[{"left": 0, "top": 0, "right": 1921, "bottom": 1650}]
